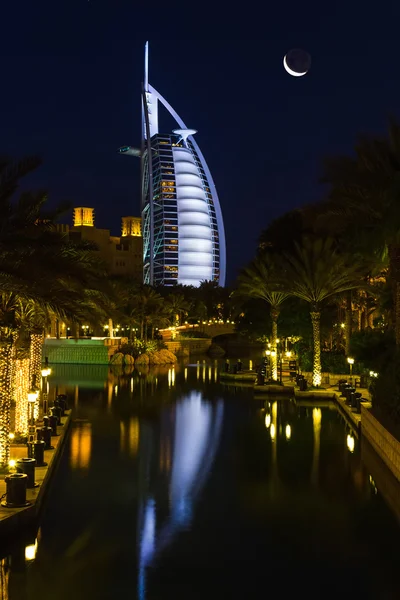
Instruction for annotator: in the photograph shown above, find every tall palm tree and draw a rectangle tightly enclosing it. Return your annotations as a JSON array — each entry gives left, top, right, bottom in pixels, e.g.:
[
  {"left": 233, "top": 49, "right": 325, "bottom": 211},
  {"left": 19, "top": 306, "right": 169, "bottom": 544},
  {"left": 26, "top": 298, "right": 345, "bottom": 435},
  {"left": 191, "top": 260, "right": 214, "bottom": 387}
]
[
  {"left": 165, "top": 294, "right": 190, "bottom": 327},
  {"left": 237, "top": 256, "right": 289, "bottom": 380},
  {"left": 0, "top": 157, "right": 112, "bottom": 465},
  {"left": 277, "top": 237, "right": 363, "bottom": 386}
]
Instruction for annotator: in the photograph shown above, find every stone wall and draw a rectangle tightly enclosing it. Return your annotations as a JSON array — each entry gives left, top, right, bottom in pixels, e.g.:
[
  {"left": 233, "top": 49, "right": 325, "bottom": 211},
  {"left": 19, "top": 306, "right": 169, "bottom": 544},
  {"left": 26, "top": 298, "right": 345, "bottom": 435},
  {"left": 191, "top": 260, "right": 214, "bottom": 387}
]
[
  {"left": 166, "top": 339, "right": 212, "bottom": 355},
  {"left": 361, "top": 405, "right": 400, "bottom": 482}
]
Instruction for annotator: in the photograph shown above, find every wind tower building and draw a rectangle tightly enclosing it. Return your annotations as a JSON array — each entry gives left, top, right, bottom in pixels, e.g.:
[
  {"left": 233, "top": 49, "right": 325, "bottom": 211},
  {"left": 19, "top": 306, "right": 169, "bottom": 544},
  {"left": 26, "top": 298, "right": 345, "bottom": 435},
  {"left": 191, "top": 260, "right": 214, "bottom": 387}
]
[{"left": 118, "top": 42, "right": 226, "bottom": 287}]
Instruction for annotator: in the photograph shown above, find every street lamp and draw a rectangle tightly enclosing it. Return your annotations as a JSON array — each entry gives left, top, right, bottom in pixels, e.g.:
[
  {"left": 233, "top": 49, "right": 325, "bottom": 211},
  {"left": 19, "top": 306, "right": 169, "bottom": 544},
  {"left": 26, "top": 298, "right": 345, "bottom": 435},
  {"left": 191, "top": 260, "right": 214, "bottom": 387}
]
[
  {"left": 347, "top": 357, "right": 354, "bottom": 383},
  {"left": 41, "top": 367, "right": 51, "bottom": 417}
]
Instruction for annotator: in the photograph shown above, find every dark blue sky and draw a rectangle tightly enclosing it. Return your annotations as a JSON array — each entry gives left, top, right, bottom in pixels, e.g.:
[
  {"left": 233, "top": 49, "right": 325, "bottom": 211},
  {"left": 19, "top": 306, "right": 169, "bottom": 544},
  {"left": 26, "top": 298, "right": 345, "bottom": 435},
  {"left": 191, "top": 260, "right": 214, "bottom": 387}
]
[{"left": 2, "top": 0, "right": 400, "bottom": 283}]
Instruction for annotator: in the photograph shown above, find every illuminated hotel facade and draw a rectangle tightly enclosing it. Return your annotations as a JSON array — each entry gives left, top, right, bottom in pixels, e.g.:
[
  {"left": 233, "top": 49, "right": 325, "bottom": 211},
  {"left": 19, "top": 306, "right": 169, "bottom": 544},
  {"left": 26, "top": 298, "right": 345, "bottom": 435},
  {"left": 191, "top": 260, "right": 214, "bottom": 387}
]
[{"left": 119, "top": 43, "right": 226, "bottom": 287}]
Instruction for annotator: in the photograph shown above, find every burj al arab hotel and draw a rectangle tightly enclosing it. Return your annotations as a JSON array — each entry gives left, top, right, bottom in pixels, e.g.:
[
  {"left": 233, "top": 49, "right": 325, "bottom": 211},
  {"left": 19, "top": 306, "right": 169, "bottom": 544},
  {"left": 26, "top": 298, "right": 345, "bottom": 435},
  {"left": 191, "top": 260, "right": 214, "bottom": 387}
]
[{"left": 119, "top": 43, "right": 226, "bottom": 287}]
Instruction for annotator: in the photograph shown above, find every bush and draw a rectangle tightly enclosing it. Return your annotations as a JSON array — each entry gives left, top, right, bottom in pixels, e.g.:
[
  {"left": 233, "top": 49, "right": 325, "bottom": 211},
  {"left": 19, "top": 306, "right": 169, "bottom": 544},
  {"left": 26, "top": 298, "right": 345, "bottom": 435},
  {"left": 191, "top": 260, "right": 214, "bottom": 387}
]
[
  {"left": 119, "top": 339, "right": 166, "bottom": 358},
  {"left": 370, "top": 350, "right": 400, "bottom": 425},
  {"left": 349, "top": 329, "right": 395, "bottom": 372}
]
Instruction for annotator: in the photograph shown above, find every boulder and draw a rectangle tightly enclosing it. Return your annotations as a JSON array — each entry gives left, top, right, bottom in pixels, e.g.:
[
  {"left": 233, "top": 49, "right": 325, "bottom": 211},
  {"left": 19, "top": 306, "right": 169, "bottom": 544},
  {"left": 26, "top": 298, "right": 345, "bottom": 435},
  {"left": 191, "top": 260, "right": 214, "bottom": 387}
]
[
  {"left": 135, "top": 353, "right": 150, "bottom": 365},
  {"left": 110, "top": 352, "right": 124, "bottom": 364},
  {"left": 123, "top": 354, "right": 135, "bottom": 365}
]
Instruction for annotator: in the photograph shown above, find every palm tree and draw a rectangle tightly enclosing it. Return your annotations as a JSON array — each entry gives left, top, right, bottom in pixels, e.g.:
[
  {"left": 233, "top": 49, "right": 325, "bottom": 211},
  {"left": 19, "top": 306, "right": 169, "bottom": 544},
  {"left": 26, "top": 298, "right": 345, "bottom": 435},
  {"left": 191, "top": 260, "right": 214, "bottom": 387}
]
[
  {"left": 237, "top": 256, "right": 289, "bottom": 380},
  {"left": 0, "top": 157, "right": 112, "bottom": 465},
  {"left": 165, "top": 293, "right": 190, "bottom": 327},
  {"left": 277, "top": 237, "right": 363, "bottom": 386}
]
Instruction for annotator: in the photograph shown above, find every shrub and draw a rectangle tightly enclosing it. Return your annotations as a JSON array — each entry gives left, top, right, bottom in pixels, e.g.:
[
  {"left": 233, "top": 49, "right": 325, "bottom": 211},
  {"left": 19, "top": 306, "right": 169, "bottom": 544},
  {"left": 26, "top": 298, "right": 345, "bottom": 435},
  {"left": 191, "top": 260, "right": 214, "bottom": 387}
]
[
  {"left": 349, "top": 329, "right": 395, "bottom": 372},
  {"left": 370, "top": 350, "right": 400, "bottom": 425}
]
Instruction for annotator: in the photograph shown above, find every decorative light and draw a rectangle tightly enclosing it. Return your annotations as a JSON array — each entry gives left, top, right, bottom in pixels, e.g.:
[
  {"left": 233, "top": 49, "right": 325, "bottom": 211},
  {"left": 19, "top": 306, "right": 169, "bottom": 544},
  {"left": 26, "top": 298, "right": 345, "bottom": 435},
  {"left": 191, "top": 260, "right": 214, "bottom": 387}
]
[
  {"left": 8, "top": 459, "right": 16, "bottom": 469},
  {"left": 285, "top": 424, "right": 291, "bottom": 440},
  {"left": 346, "top": 433, "right": 355, "bottom": 453},
  {"left": 28, "top": 390, "right": 38, "bottom": 403},
  {"left": 266, "top": 350, "right": 271, "bottom": 356},
  {"left": 271, "top": 351, "right": 276, "bottom": 357},
  {"left": 8, "top": 433, "right": 14, "bottom": 440},
  {"left": 347, "top": 357, "right": 354, "bottom": 365},
  {"left": 14, "top": 358, "right": 30, "bottom": 436},
  {"left": 341, "top": 323, "right": 345, "bottom": 328},
  {"left": 25, "top": 539, "right": 38, "bottom": 561},
  {"left": 265, "top": 413, "right": 271, "bottom": 428},
  {"left": 285, "top": 351, "right": 292, "bottom": 358},
  {"left": 276, "top": 338, "right": 280, "bottom": 344}
]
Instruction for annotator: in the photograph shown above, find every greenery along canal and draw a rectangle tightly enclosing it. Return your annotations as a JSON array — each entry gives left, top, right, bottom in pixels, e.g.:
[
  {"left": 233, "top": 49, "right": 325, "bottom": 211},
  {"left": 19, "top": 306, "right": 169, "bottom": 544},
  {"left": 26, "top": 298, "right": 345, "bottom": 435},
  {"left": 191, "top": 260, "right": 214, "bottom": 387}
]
[{"left": 1, "top": 362, "right": 400, "bottom": 600}]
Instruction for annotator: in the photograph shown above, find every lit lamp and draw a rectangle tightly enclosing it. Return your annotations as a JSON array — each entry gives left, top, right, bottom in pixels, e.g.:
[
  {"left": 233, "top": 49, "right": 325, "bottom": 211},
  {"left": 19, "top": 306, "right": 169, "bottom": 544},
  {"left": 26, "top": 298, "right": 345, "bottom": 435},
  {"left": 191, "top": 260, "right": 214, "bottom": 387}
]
[
  {"left": 347, "top": 357, "right": 354, "bottom": 383},
  {"left": 41, "top": 367, "right": 51, "bottom": 417},
  {"left": 285, "top": 351, "right": 292, "bottom": 358}
]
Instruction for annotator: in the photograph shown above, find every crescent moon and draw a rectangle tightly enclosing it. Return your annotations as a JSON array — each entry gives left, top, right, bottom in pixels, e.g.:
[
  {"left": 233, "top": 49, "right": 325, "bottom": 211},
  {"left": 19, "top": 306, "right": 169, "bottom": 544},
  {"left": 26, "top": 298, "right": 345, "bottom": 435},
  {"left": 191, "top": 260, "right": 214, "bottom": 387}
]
[{"left": 283, "top": 55, "right": 307, "bottom": 77}]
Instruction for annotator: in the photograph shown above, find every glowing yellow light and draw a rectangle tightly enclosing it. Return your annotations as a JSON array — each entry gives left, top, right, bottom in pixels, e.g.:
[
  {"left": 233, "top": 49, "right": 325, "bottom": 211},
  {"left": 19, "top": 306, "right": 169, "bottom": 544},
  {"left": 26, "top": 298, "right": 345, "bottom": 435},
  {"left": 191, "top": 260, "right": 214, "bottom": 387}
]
[
  {"left": 346, "top": 433, "right": 355, "bottom": 453},
  {"left": 8, "top": 433, "right": 14, "bottom": 440},
  {"left": 27, "top": 390, "right": 38, "bottom": 403},
  {"left": 271, "top": 351, "right": 276, "bottom": 357},
  {"left": 270, "top": 423, "right": 276, "bottom": 440},
  {"left": 8, "top": 459, "right": 16, "bottom": 469},
  {"left": 25, "top": 540, "right": 38, "bottom": 561},
  {"left": 347, "top": 357, "right": 354, "bottom": 365},
  {"left": 276, "top": 338, "right": 280, "bottom": 344},
  {"left": 285, "top": 351, "right": 292, "bottom": 358},
  {"left": 340, "top": 322, "right": 345, "bottom": 328},
  {"left": 285, "top": 424, "right": 291, "bottom": 440},
  {"left": 184, "top": 367, "right": 188, "bottom": 381},
  {"left": 265, "top": 413, "right": 271, "bottom": 428}
]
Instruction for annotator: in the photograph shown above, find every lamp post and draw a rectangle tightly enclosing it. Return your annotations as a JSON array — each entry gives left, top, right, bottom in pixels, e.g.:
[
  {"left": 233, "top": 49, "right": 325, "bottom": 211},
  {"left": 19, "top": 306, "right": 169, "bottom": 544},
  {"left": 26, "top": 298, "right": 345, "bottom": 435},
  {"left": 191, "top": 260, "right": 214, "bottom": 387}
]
[
  {"left": 41, "top": 368, "right": 51, "bottom": 418},
  {"left": 347, "top": 357, "right": 354, "bottom": 384}
]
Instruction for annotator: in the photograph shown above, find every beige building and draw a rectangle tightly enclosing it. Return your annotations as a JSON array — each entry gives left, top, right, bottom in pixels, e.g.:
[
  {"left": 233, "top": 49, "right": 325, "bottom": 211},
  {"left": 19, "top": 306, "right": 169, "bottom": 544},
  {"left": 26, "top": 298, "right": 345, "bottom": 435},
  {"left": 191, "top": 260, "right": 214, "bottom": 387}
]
[{"left": 60, "top": 207, "right": 143, "bottom": 281}]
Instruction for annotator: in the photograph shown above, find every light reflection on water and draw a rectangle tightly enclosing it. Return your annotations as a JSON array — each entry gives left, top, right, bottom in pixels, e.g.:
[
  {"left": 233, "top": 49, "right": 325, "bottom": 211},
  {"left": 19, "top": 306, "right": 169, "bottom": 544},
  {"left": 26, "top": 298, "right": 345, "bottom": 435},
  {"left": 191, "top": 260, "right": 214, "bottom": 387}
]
[{"left": 0, "top": 362, "right": 400, "bottom": 599}]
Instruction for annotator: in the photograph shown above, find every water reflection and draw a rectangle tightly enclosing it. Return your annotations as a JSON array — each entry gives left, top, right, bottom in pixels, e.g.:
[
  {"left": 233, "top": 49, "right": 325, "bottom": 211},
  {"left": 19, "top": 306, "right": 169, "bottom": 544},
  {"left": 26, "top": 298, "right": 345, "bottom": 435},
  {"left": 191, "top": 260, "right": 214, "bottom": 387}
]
[
  {"left": 0, "top": 364, "right": 399, "bottom": 599},
  {"left": 70, "top": 423, "right": 92, "bottom": 471},
  {"left": 138, "top": 391, "right": 223, "bottom": 598}
]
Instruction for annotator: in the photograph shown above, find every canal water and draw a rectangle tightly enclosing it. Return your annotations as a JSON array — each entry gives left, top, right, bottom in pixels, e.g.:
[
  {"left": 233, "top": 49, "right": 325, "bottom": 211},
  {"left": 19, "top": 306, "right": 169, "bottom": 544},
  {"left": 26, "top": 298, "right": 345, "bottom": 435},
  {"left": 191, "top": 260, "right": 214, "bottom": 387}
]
[{"left": 2, "top": 361, "right": 400, "bottom": 599}]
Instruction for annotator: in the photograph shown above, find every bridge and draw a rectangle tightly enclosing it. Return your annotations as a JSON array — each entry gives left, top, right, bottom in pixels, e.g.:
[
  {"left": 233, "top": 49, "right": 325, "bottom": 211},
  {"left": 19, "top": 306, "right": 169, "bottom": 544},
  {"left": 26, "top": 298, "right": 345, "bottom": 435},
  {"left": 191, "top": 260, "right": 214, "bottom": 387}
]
[{"left": 159, "top": 322, "right": 235, "bottom": 342}]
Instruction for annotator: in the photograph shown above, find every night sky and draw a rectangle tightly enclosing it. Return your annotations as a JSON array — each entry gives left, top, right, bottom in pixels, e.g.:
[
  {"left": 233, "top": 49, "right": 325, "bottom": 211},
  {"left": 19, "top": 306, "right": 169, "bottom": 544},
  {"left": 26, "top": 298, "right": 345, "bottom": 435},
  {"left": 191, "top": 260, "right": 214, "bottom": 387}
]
[{"left": 2, "top": 1, "right": 400, "bottom": 284}]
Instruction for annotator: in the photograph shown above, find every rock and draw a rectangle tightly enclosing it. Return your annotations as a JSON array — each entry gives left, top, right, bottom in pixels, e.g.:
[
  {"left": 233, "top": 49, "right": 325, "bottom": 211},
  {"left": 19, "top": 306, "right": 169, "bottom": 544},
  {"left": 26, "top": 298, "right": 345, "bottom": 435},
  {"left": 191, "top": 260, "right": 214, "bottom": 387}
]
[
  {"left": 110, "top": 352, "right": 124, "bottom": 364},
  {"left": 123, "top": 354, "right": 135, "bottom": 365},
  {"left": 135, "top": 353, "right": 149, "bottom": 365}
]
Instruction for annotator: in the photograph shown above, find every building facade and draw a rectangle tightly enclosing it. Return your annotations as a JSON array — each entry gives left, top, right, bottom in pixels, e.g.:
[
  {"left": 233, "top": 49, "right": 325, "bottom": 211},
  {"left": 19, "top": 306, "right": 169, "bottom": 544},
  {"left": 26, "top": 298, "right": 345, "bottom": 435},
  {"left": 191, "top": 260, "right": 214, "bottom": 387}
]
[
  {"left": 119, "top": 42, "right": 226, "bottom": 287},
  {"left": 62, "top": 207, "right": 143, "bottom": 281}
]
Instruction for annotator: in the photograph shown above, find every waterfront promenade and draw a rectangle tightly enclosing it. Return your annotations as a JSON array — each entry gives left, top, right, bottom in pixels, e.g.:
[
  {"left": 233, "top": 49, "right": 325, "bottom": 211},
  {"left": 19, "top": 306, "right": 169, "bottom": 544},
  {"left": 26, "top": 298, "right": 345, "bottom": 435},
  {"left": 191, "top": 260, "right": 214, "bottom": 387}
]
[{"left": 0, "top": 412, "right": 71, "bottom": 538}]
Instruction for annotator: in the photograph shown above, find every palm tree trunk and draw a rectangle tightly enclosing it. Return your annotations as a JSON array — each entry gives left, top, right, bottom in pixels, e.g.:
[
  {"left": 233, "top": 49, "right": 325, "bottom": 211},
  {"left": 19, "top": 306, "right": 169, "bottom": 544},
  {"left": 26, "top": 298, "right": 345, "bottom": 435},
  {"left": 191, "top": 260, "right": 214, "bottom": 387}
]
[
  {"left": 29, "top": 333, "right": 43, "bottom": 389},
  {"left": 14, "top": 358, "right": 30, "bottom": 436},
  {"left": 345, "top": 291, "right": 352, "bottom": 356},
  {"left": 310, "top": 311, "right": 322, "bottom": 387},
  {"left": 396, "top": 282, "right": 400, "bottom": 346},
  {"left": 108, "top": 318, "right": 113, "bottom": 338},
  {"left": 270, "top": 308, "right": 279, "bottom": 381},
  {"left": 0, "top": 335, "right": 15, "bottom": 467}
]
